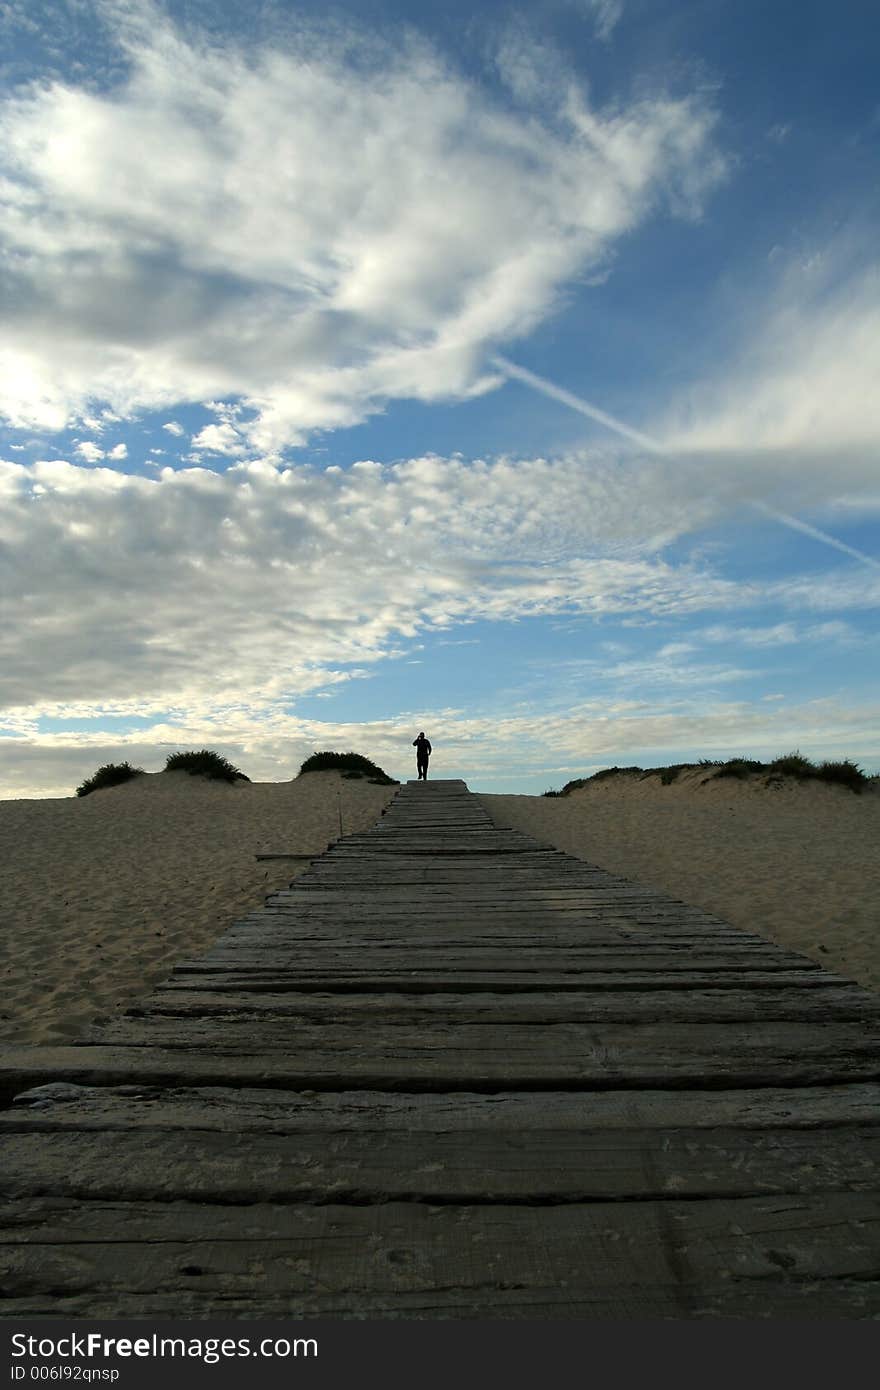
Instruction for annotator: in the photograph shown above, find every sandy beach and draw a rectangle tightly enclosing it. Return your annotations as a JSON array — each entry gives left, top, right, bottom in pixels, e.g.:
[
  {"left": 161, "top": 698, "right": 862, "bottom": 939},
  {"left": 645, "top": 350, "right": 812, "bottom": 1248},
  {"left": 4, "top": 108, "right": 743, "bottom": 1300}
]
[
  {"left": 1, "top": 765, "right": 877, "bottom": 1046},
  {"left": 0, "top": 770, "right": 395, "bottom": 1045},
  {"left": 481, "top": 768, "right": 880, "bottom": 995}
]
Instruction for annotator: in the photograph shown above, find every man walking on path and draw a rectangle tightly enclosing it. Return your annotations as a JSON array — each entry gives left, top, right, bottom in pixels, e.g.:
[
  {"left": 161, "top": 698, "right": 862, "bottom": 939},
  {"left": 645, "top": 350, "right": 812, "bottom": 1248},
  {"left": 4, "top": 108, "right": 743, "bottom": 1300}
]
[{"left": 413, "top": 732, "right": 432, "bottom": 780}]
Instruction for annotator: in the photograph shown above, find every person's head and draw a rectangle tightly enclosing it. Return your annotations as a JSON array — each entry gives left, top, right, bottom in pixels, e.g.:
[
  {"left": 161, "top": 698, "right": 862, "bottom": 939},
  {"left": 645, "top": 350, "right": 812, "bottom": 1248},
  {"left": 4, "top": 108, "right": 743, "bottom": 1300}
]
[{"left": 418, "top": 731, "right": 425, "bottom": 738}]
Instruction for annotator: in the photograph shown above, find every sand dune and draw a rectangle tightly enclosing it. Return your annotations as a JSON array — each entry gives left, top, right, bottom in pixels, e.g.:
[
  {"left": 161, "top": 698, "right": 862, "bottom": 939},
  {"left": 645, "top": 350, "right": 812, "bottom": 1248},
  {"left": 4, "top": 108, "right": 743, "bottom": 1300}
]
[
  {"left": 480, "top": 768, "right": 880, "bottom": 994},
  {"left": 0, "top": 770, "right": 395, "bottom": 1045},
  {"left": 2, "top": 766, "right": 877, "bottom": 1046}
]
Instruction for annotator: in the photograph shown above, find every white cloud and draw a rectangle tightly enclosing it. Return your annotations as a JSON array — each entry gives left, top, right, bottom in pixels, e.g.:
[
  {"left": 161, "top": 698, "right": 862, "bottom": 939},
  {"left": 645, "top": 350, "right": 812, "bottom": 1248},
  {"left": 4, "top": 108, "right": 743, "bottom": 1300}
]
[
  {"left": 162, "top": 422, "right": 184, "bottom": 437},
  {"left": 0, "top": 449, "right": 699, "bottom": 719},
  {"left": 107, "top": 442, "right": 127, "bottom": 460},
  {"left": 0, "top": 3, "right": 725, "bottom": 448},
  {"left": 2, "top": 447, "right": 877, "bottom": 729},
  {"left": 74, "top": 440, "right": 104, "bottom": 463},
  {"left": 700, "top": 620, "right": 861, "bottom": 649},
  {"left": 189, "top": 422, "right": 247, "bottom": 457}
]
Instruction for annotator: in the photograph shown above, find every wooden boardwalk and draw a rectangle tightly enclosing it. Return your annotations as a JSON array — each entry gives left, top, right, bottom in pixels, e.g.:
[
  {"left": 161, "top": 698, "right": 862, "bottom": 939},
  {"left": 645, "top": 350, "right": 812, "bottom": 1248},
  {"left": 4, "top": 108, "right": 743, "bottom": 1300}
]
[{"left": 1, "top": 778, "right": 879, "bottom": 1317}]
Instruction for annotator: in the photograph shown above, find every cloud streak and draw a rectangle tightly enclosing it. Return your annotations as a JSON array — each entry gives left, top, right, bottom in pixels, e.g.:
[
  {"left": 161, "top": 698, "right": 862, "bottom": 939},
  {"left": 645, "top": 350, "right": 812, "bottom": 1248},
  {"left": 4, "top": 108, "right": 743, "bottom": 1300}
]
[
  {"left": 492, "top": 356, "right": 665, "bottom": 453},
  {"left": 493, "top": 344, "right": 880, "bottom": 572}
]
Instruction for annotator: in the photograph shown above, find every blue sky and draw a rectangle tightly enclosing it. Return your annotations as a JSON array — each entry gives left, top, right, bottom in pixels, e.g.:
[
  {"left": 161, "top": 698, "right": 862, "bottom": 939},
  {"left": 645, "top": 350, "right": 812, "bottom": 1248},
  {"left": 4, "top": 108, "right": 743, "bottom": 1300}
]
[{"left": 1, "top": 0, "right": 878, "bottom": 797}]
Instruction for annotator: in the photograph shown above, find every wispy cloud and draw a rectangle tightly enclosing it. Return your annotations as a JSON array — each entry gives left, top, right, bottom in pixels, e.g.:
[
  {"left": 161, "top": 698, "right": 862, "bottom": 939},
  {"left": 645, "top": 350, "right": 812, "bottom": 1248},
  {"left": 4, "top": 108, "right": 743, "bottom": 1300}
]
[
  {"left": 494, "top": 287, "right": 878, "bottom": 569},
  {"left": 0, "top": 2, "right": 724, "bottom": 449},
  {"left": 706, "top": 621, "right": 870, "bottom": 659},
  {"left": 662, "top": 252, "right": 880, "bottom": 460},
  {"left": 581, "top": 1, "right": 624, "bottom": 42}
]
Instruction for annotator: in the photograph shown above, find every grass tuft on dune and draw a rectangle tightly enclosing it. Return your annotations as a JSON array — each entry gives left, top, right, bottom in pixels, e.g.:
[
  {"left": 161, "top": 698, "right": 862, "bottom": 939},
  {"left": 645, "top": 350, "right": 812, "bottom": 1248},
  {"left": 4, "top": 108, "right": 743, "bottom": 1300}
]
[
  {"left": 76, "top": 761, "right": 145, "bottom": 797},
  {"left": 544, "top": 751, "right": 874, "bottom": 797},
  {"left": 164, "top": 749, "right": 250, "bottom": 783},
  {"left": 298, "top": 750, "right": 398, "bottom": 785}
]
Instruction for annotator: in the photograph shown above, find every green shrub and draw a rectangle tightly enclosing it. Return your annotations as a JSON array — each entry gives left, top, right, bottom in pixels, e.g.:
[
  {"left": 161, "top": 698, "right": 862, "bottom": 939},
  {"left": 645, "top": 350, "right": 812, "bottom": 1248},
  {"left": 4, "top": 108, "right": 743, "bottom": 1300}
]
[
  {"left": 299, "top": 750, "right": 398, "bottom": 785},
  {"left": 815, "top": 759, "right": 868, "bottom": 793},
  {"left": 543, "top": 788, "right": 562, "bottom": 797},
  {"left": 76, "top": 761, "right": 145, "bottom": 797},
  {"left": 539, "top": 753, "right": 873, "bottom": 798},
  {"left": 714, "top": 758, "right": 766, "bottom": 780},
  {"left": 770, "top": 750, "right": 815, "bottom": 778},
  {"left": 164, "top": 749, "right": 250, "bottom": 783}
]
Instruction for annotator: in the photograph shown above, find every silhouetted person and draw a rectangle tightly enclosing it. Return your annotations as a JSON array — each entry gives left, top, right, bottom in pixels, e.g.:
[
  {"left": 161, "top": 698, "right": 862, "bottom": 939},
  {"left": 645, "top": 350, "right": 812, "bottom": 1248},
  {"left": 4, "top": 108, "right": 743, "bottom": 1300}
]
[{"left": 413, "top": 732, "right": 432, "bottom": 780}]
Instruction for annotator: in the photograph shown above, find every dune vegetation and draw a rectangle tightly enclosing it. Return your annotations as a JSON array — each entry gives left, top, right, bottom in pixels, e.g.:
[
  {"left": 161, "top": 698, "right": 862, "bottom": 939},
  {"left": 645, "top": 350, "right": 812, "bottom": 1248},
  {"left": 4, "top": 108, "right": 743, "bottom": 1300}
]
[
  {"left": 76, "top": 749, "right": 249, "bottom": 795},
  {"left": 544, "top": 752, "right": 873, "bottom": 796},
  {"left": 298, "top": 750, "right": 398, "bottom": 785},
  {"left": 163, "top": 749, "right": 250, "bottom": 782},
  {"left": 76, "top": 761, "right": 146, "bottom": 797}
]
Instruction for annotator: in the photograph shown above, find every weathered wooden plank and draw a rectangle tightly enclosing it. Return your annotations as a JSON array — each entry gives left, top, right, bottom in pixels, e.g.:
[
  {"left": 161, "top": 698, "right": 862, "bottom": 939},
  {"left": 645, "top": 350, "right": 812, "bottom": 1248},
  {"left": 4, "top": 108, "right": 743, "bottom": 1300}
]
[
  {"left": 2, "top": 1022, "right": 878, "bottom": 1094},
  {"left": 256, "top": 893, "right": 737, "bottom": 912},
  {"left": 224, "top": 901, "right": 749, "bottom": 921},
  {"left": 285, "top": 907, "right": 737, "bottom": 926},
  {"left": 80, "top": 1015, "right": 880, "bottom": 1063},
  {"left": 269, "top": 880, "right": 704, "bottom": 895},
  {"left": 164, "top": 929, "right": 772, "bottom": 955},
  {"left": 229, "top": 921, "right": 757, "bottom": 942},
  {"left": 8, "top": 1082, "right": 878, "bottom": 1132},
  {"left": 2, "top": 1195, "right": 878, "bottom": 1319},
  {"left": 248, "top": 894, "right": 736, "bottom": 910},
  {"left": 215, "top": 939, "right": 791, "bottom": 962},
  {"left": 3, "top": 1125, "right": 878, "bottom": 1202},
  {"left": 163, "top": 967, "right": 846, "bottom": 993},
  {"left": 189, "top": 946, "right": 815, "bottom": 970},
  {"left": 241, "top": 903, "right": 743, "bottom": 922},
  {"left": 214, "top": 909, "right": 759, "bottom": 931},
  {"left": 131, "top": 985, "right": 880, "bottom": 1025},
  {"left": 177, "top": 958, "right": 826, "bottom": 984},
  {"left": 4, "top": 1280, "right": 877, "bottom": 1320},
  {"left": 220, "top": 910, "right": 745, "bottom": 929}
]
